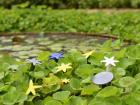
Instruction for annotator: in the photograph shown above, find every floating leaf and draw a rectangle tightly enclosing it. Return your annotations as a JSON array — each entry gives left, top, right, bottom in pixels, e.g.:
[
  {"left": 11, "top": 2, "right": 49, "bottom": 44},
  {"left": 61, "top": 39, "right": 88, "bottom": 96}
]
[
  {"left": 88, "top": 97, "right": 122, "bottom": 105},
  {"left": 88, "top": 52, "right": 104, "bottom": 66},
  {"left": 2, "top": 87, "right": 19, "bottom": 105},
  {"left": 44, "top": 99, "right": 62, "bottom": 105},
  {"left": 81, "top": 84, "right": 100, "bottom": 95},
  {"left": 114, "top": 68, "right": 126, "bottom": 77},
  {"left": 96, "top": 86, "right": 119, "bottom": 98},
  {"left": 75, "top": 64, "right": 94, "bottom": 78},
  {"left": 53, "top": 91, "right": 70, "bottom": 101},
  {"left": 126, "top": 45, "right": 140, "bottom": 59},
  {"left": 43, "top": 74, "right": 61, "bottom": 86},
  {"left": 70, "top": 78, "right": 81, "bottom": 90},
  {"left": 42, "top": 84, "right": 60, "bottom": 94},
  {"left": 30, "top": 71, "right": 45, "bottom": 79},
  {"left": 119, "top": 76, "right": 135, "bottom": 88},
  {"left": 122, "top": 92, "right": 140, "bottom": 105},
  {"left": 38, "top": 51, "right": 50, "bottom": 61},
  {"left": 117, "top": 58, "right": 135, "bottom": 69},
  {"left": 0, "top": 72, "right": 5, "bottom": 80},
  {"left": 70, "top": 96, "right": 87, "bottom": 105}
]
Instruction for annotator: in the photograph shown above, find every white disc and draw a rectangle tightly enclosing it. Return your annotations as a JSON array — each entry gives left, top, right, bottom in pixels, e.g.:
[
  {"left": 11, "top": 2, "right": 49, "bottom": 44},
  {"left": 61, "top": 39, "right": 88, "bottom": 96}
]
[{"left": 92, "top": 71, "right": 113, "bottom": 85}]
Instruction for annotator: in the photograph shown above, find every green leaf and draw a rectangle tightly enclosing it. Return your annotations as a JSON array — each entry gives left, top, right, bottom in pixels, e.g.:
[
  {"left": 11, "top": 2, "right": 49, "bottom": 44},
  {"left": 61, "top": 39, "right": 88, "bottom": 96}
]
[
  {"left": 2, "top": 87, "right": 19, "bottom": 105},
  {"left": 119, "top": 76, "right": 135, "bottom": 88},
  {"left": 0, "top": 84, "right": 10, "bottom": 92},
  {"left": 117, "top": 58, "right": 135, "bottom": 69},
  {"left": 114, "top": 68, "right": 126, "bottom": 77},
  {"left": 38, "top": 51, "right": 50, "bottom": 61},
  {"left": 43, "top": 74, "right": 61, "bottom": 86},
  {"left": 17, "top": 93, "right": 27, "bottom": 103},
  {"left": 70, "top": 78, "right": 81, "bottom": 90},
  {"left": 114, "top": 48, "right": 126, "bottom": 59},
  {"left": 81, "top": 76, "right": 92, "bottom": 84},
  {"left": 122, "top": 92, "right": 140, "bottom": 105},
  {"left": 75, "top": 64, "right": 94, "bottom": 78},
  {"left": 96, "top": 86, "right": 119, "bottom": 98},
  {"left": 126, "top": 45, "right": 140, "bottom": 59},
  {"left": 0, "top": 72, "right": 5, "bottom": 80},
  {"left": 30, "top": 71, "right": 45, "bottom": 79},
  {"left": 101, "top": 40, "right": 112, "bottom": 52},
  {"left": 42, "top": 84, "right": 60, "bottom": 94},
  {"left": 88, "top": 97, "right": 122, "bottom": 105},
  {"left": 44, "top": 99, "right": 62, "bottom": 105},
  {"left": 88, "top": 99, "right": 107, "bottom": 105},
  {"left": 53, "top": 91, "right": 70, "bottom": 101},
  {"left": 66, "top": 50, "right": 87, "bottom": 67},
  {"left": 70, "top": 96, "right": 87, "bottom": 105},
  {"left": 135, "top": 73, "right": 140, "bottom": 79},
  {"left": 88, "top": 52, "right": 104, "bottom": 66},
  {"left": 81, "top": 84, "right": 100, "bottom": 95}
]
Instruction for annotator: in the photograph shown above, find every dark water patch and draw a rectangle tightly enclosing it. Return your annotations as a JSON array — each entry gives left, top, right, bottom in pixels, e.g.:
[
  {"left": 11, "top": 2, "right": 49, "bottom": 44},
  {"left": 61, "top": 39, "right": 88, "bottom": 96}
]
[{"left": 0, "top": 34, "right": 124, "bottom": 59}]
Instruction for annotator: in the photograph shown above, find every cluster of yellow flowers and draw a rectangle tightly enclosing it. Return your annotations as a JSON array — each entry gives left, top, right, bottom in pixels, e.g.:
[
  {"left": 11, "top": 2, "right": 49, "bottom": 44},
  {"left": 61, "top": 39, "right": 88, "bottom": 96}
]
[{"left": 26, "top": 50, "right": 94, "bottom": 96}]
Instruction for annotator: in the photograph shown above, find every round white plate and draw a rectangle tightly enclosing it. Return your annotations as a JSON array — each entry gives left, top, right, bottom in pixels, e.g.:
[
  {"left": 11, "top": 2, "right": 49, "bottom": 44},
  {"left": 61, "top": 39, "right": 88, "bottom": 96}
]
[{"left": 92, "top": 71, "right": 113, "bottom": 85}]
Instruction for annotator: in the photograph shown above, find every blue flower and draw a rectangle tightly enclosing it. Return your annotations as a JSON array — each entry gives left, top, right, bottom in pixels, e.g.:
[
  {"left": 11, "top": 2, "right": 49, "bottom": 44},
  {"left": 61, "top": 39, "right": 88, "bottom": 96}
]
[{"left": 49, "top": 52, "right": 64, "bottom": 61}]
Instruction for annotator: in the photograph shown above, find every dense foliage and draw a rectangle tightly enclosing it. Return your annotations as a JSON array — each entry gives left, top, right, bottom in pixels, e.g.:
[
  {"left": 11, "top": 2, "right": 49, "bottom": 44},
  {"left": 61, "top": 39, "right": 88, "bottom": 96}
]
[
  {"left": 0, "top": 7, "right": 140, "bottom": 42},
  {"left": 0, "top": 40, "right": 140, "bottom": 105},
  {"left": 1, "top": 0, "right": 140, "bottom": 8}
]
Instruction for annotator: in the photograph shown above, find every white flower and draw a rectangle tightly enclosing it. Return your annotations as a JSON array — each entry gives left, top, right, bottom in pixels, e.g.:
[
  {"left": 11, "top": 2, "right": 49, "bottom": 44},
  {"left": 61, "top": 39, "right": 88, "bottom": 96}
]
[
  {"left": 8, "top": 65, "right": 19, "bottom": 70},
  {"left": 27, "top": 58, "right": 41, "bottom": 66},
  {"left": 101, "top": 56, "right": 119, "bottom": 66},
  {"left": 92, "top": 71, "right": 113, "bottom": 85}
]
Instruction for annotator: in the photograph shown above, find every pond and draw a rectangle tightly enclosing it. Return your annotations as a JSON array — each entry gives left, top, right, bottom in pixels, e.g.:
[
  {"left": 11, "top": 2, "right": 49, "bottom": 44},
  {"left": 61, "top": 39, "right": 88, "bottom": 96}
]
[
  {"left": 0, "top": 33, "right": 122, "bottom": 59},
  {"left": 0, "top": 33, "right": 138, "bottom": 105}
]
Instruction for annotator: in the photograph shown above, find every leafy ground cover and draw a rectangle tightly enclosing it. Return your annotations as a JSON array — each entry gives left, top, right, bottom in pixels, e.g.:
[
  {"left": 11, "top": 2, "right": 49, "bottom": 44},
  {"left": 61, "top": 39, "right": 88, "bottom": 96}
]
[
  {"left": 0, "top": 39, "right": 140, "bottom": 105},
  {"left": 0, "top": 8, "right": 140, "bottom": 42}
]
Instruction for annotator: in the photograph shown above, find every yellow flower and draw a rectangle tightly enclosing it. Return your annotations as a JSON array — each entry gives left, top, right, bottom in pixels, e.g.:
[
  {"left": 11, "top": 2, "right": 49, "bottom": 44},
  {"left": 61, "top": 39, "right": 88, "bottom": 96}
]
[
  {"left": 61, "top": 78, "right": 70, "bottom": 84},
  {"left": 26, "top": 80, "right": 42, "bottom": 95},
  {"left": 56, "top": 63, "right": 72, "bottom": 73},
  {"left": 83, "top": 50, "right": 94, "bottom": 58}
]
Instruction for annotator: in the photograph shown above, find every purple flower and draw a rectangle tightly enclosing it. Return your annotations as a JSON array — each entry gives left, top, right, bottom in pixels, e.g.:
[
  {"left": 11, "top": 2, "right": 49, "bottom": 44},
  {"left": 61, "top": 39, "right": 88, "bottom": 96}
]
[
  {"left": 92, "top": 71, "right": 113, "bottom": 85},
  {"left": 49, "top": 52, "right": 64, "bottom": 61}
]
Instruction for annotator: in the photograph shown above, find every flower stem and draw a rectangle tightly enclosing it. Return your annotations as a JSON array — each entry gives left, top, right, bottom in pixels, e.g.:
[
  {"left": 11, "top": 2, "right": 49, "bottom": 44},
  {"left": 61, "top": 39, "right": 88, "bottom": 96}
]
[
  {"left": 30, "top": 63, "right": 35, "bottom": 71},
  {"left": 106, "top": 65, "right": 111, "bottom": 71}
]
